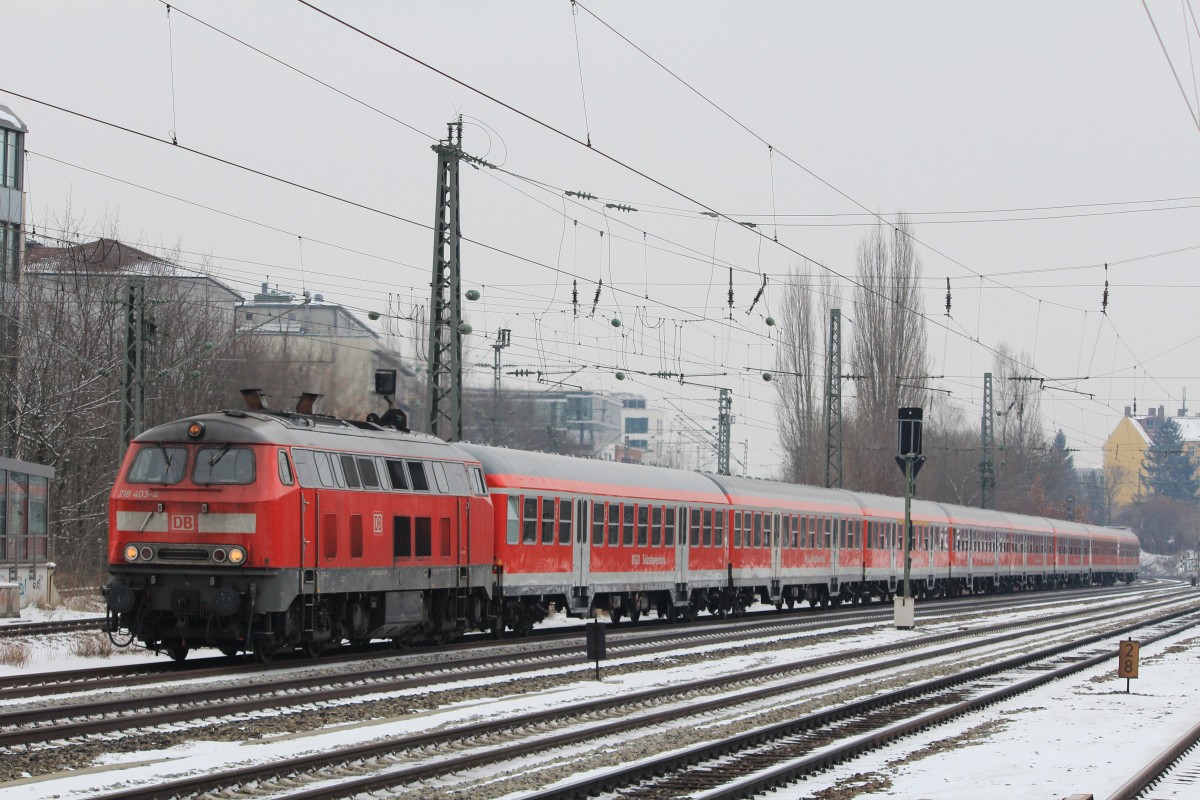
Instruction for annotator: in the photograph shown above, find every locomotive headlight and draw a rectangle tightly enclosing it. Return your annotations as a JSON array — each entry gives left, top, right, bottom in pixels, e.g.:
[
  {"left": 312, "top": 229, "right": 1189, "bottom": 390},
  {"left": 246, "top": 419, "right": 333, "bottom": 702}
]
[
  {"left": 228, "top": 546, "right": 247, "bottom": 565},
  {"left": 140, "top": 546, "right": 154, "bottom": 561},
  {"left": 212, "top": 548, "right": 227, "bottom": 563},
  {"left": 186, "top": 421, "right": 206, "bottom": 440},
  {"left": 124, "top": 544, "right": 140, "bottom": 562}
]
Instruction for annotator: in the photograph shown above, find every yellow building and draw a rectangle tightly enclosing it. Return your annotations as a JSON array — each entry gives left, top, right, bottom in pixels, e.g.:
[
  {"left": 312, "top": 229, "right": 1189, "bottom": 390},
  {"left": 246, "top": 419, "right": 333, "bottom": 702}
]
[{"left": 1104, "top": 405, "right": 1200, "bottom": 506}]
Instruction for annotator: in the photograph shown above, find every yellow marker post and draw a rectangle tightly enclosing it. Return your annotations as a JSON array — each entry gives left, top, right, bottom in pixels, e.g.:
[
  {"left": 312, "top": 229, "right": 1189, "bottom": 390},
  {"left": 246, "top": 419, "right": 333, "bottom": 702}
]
[{"left": 1117, "top": 638, "right": 1140, "bottom": 693}]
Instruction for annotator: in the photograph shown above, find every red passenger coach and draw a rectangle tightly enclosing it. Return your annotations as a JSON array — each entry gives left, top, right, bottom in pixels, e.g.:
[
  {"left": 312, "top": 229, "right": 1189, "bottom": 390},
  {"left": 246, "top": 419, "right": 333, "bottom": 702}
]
[{"left": 457, "top": 445, "right": 728, "bottom": 625}]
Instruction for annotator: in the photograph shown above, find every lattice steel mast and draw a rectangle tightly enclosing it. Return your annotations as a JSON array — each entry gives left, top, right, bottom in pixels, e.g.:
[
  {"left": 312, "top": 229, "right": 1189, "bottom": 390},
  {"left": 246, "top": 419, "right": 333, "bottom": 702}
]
[{"left": 426, "top": 120, "right": 464, "bottom": 441}]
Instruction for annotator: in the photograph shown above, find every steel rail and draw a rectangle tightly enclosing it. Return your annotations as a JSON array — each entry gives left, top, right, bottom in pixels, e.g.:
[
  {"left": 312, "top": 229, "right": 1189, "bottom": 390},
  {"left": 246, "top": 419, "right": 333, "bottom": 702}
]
[{"left": 84, "top": 599, "right": 1200, "bottom": 800}]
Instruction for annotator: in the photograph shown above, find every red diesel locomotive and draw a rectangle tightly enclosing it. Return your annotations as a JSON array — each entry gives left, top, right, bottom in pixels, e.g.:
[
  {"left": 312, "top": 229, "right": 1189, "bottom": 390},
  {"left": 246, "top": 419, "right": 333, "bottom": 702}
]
[{"left": 105, "top": 400, "right": 1140, "bottom": 660}]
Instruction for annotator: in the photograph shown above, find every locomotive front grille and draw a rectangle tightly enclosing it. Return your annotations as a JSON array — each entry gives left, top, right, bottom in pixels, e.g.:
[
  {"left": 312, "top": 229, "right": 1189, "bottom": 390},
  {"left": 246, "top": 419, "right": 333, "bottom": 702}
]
[{"left": 156, "top": 548, "right": 210, "bottom": 561}]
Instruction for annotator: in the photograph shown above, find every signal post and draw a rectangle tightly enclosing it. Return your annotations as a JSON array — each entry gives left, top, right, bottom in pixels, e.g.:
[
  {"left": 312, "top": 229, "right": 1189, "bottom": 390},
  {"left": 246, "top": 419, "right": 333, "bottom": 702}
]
[{"left": 894, "top": 407, "right": 925, "bottom": 630}]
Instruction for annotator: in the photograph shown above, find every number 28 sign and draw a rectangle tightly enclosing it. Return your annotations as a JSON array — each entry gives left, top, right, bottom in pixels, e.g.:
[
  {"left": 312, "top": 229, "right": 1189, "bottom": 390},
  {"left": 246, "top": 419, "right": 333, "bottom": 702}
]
[{"left": 1117, "top": 639, "right": 1140, "bottom": 690}]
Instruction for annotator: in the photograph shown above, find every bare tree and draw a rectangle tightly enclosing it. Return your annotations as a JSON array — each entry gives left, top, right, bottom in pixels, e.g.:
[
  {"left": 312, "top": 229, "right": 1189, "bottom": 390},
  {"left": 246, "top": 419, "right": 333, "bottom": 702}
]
[
  {"left": 775, "top": 262, "right": 831, "bottom": 484},
  {"left": 4, "top": 227, "right": 262, "bottom": 583},
  {"left": 846, "top": 216, "right": 929, "bottom": 493}
]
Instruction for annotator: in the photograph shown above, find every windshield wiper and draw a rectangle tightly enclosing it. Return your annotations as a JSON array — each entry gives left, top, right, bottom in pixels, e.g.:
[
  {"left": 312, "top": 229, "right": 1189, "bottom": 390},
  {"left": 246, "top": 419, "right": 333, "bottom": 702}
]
[{"left": 208, "top": 443, "right": 232, "bottom": 467}]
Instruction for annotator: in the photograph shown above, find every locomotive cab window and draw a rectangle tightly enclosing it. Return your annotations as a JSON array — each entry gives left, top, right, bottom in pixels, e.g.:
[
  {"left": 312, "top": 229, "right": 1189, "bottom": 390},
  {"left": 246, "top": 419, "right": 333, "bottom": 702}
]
[
  {"left": 277, "top": 450, "right": 294, "bottom": 486},
  {"left": 128, "top": 445, "right": 187, "bottom": 484},
  {"left": 470, "top": 467, "right": 488, "bottom": 495},
  {"left": 193, "top": 447, "right": 255, "bottom": 485}
]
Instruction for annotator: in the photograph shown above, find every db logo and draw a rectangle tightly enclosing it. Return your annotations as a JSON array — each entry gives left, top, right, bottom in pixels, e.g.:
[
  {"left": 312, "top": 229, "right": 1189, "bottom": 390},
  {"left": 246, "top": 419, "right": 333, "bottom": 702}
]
[
  {"left": 169, "top": 513, "right": 197, "bottom": 533},
  {"left": 373, "top": 513, "right": 383, "bottom": 534}
]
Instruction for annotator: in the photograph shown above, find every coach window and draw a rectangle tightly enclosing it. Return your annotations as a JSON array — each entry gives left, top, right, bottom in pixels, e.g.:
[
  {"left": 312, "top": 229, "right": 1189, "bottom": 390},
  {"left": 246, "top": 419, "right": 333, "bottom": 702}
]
[
  {"left": 432, "top": 462, "right": 450, "bottom": 493},
  {"left": 523, "top": 497, "right": 538, "bottom": 544},
  {"left": 339, "top": 455, "right": 362, "bottom": 489},
  {"left": 690, "top": 508, "right": 702, "bottom": 547},
  {"left": 386, "top": 459, "right": 409, "bottom": 491},
  {"left": 506, "top": 496, "right": 520, "bottom": 545},
  {"left": 608, "top": 503, "right": 621, "bottom": 546},
  {"left": 762, "top": 513, "right": 772, "bottom": 549},
  {"left": 592, "top": 501, "right": 605, "bottom": 545},
  {"left": 782, "top": 516, "right": 791, "bottom": 549},
  {"left": 651, "top": 507, "right": 662, "bottom": 546},
  {"left": 637, "top": 506, "right": 649, "bottom": 546},
  {"left": 558, "top": 500, "right": 572, "bottom": 545},
  {"left": 733, "top": 511, "right": 743, "bottom": 548},
  {"left": 357, "top": 457, "right": 381, "bottom": 490},
  {"left": 702, "top": 509, "right": 712, "bottom": 547},
  {"left": 393, "top": 516, "right": 412, "bottom": 558},
  {"left": 407, "top": 461, "right": 430, "bottom": 492},
  {"left": 541, "top": 498, "right": 555, "bottom": 544},
  {"left": 747, "top": 512, "right": 757, "bottom": 548},
  {"left": 623, "top": 505, "right": 635, "bottom": 547},
  {"left": 664, "top": 507, "right": 676, "bottom": 547},
  {"left": 194, "top": 447, "right": 256, "bottom": 485},
  {"left": 714, "top": 510, "right": 724, "bottom": 546},
  {"left": 415, "top": 517, "right": 432, "bottom": 557}
]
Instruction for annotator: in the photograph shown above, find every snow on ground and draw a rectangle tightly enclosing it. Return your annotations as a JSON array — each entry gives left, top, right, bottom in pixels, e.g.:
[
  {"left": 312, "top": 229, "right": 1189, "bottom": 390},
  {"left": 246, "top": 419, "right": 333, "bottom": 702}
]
[
  {"left": 772, "top": 618, "right": 1200, "bottom": 799},
  {"left": 0, "top": 584, "right": 1198, "bottom": 799}
]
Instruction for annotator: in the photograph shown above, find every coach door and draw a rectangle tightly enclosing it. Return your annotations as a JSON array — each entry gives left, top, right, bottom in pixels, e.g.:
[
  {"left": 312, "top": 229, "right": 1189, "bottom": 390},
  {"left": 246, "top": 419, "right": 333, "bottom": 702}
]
[
  {"left": 575, "top": 498, "right": 590, "bottom": 588},
  {"left": 771, "top": 512, "right": 782, "bottom": 588},
  {"left": 676, "top": 505, "right": 689, "bottom": 587}
]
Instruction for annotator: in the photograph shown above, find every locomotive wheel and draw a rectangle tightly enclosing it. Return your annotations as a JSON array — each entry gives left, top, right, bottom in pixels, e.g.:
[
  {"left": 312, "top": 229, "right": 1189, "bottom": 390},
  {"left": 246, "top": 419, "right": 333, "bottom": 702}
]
[
  {"left": 166, "top": 644, "right": 189, "bottom": 663},
  {"left": 628, "top": 609, "right": 641, "bottom": 623},
  {"left": 304, "top": 641, "right": 323, "bottom": 659},
  {"left": 254, "top": 644, "right": 277, "bottom": 664},
  {"left": 219, "top": 646, "right": 240, "bottom": 659}
]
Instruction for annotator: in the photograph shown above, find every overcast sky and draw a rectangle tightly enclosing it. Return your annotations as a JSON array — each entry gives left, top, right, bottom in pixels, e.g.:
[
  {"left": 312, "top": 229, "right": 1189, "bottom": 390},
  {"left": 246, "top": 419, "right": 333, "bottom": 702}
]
[{"left": 6, "top": 1, "right": 1200, "bottom": 475}]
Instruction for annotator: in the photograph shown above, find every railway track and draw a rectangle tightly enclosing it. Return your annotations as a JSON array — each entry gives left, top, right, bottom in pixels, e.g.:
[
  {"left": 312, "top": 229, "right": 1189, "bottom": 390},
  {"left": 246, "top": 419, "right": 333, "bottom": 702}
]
[
  {"left": 0, "top": 616, "right": 104, "bottom": 638},
  {"left": 0, "top": 586, "right": 1182, "bottom": 749},
  {"left": 0, "top": 580, "right": 1159, "bottom": 699},
  {"left": 1107, "top": 717, "right": 1200, "bottom": 800},
  {"left": 61, "top": 591, "right": 1200, "bottom": 800}
]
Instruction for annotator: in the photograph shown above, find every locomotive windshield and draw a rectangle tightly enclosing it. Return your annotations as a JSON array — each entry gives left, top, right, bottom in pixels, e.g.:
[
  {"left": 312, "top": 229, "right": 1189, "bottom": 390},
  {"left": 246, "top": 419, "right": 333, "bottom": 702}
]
[
  {"left": 192, "top": 446, "right": 256, "bottom": 485},
  {"left": 127, "top": 445, "right": 187, "bottom": 484}
]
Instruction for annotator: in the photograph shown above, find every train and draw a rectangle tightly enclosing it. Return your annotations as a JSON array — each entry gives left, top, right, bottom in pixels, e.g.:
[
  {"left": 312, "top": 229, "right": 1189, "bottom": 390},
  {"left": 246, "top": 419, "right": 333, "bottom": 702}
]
[{"left": 104, "top": 395, "right": 1141, "bottom": 660}]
